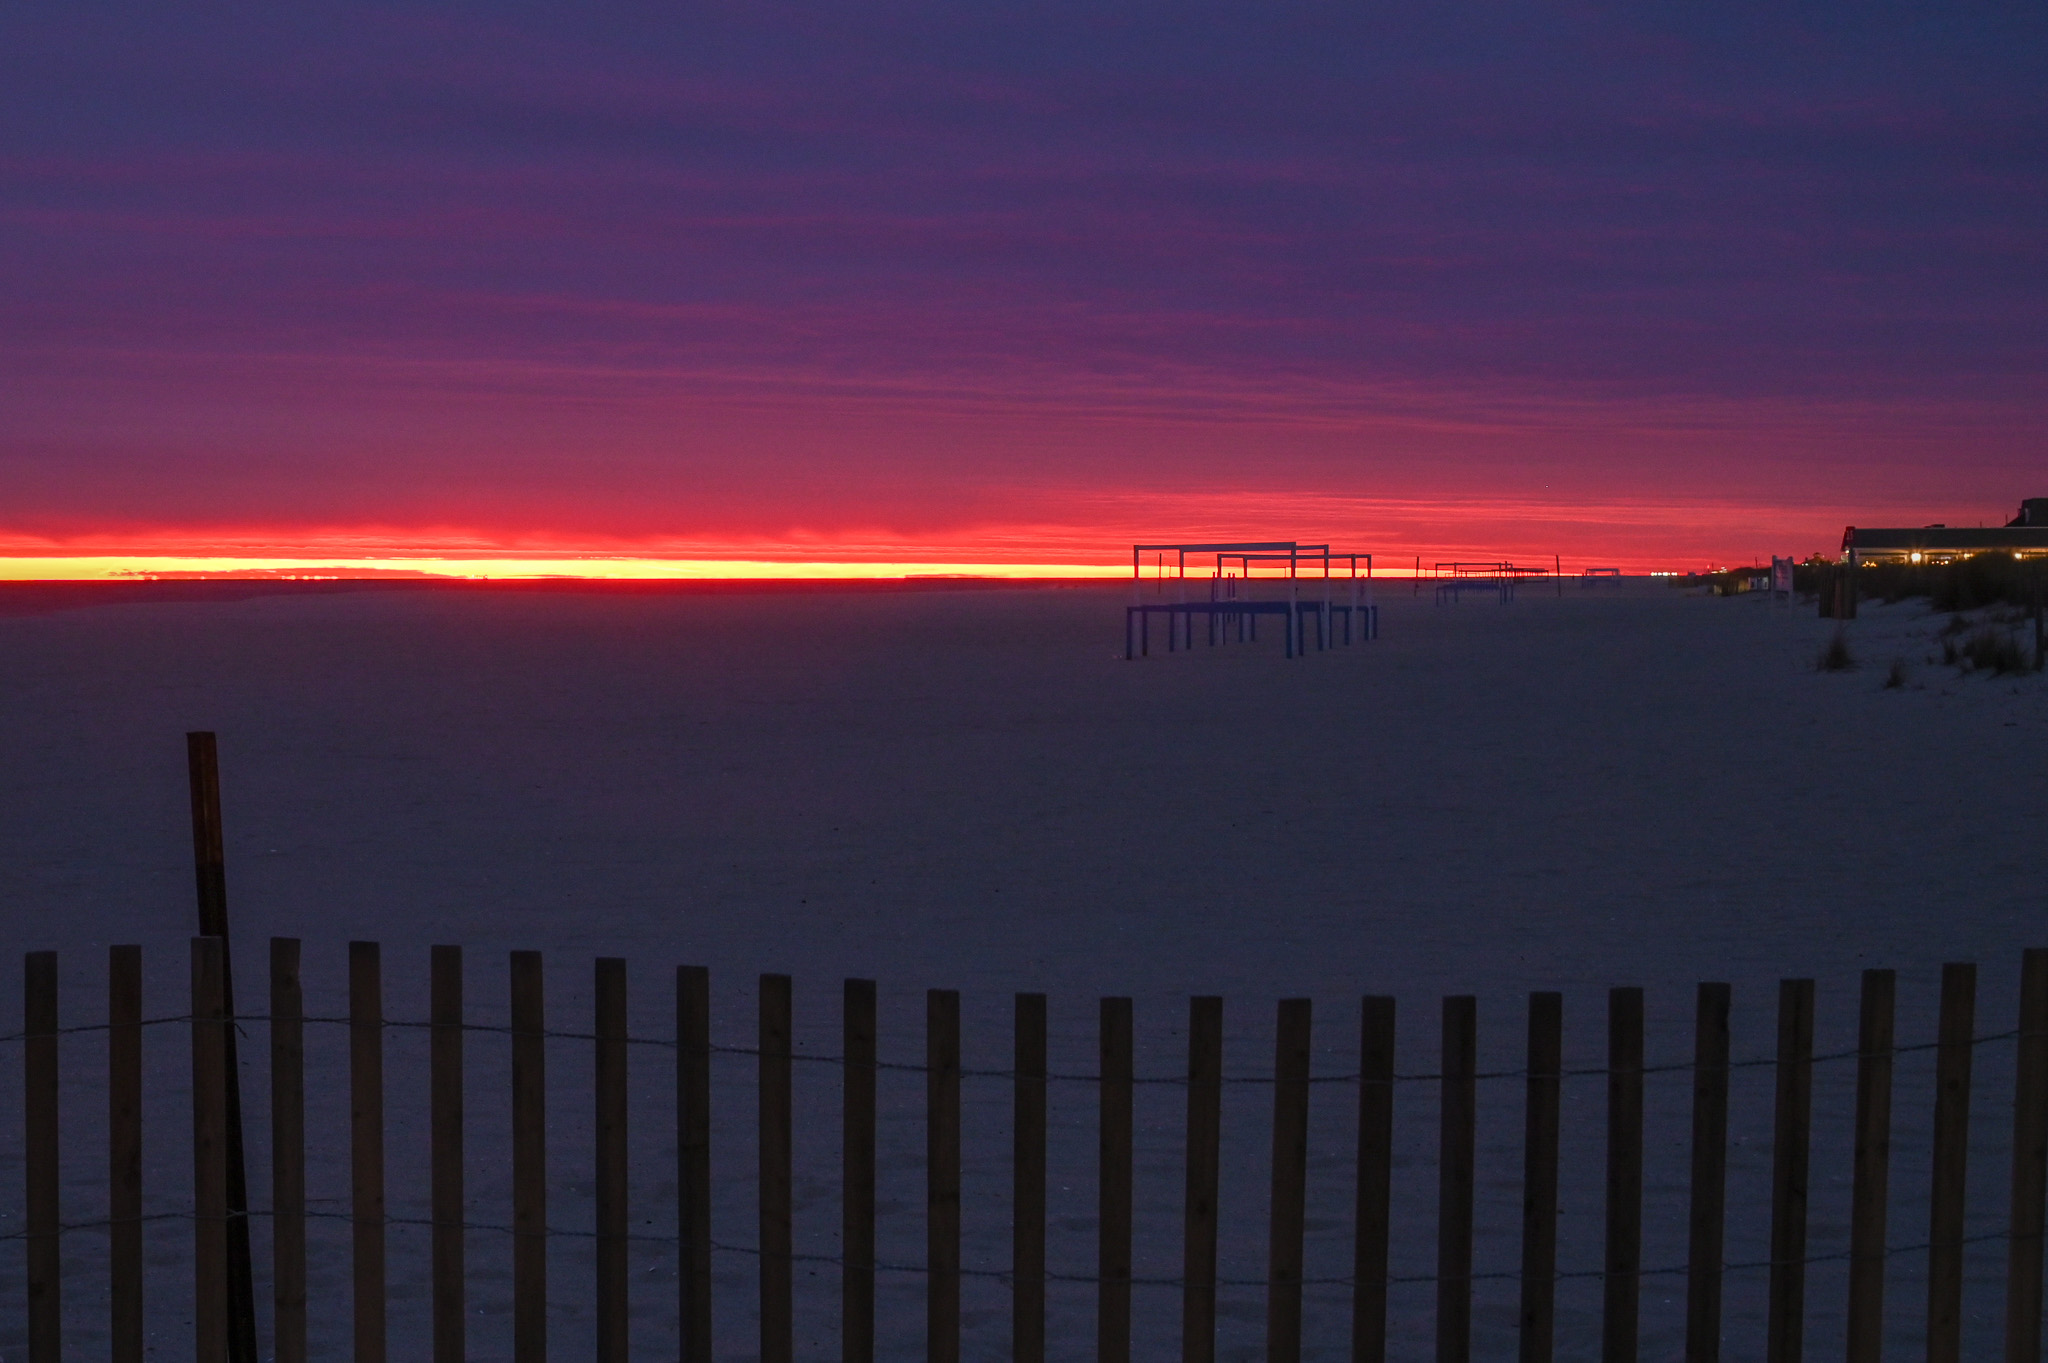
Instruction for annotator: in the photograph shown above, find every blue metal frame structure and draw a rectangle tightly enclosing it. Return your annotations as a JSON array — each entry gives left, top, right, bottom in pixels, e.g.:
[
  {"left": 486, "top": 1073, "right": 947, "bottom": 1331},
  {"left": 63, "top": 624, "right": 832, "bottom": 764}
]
[{"left": 1125, "top": 541, "right": 1379, "bottom": 660}]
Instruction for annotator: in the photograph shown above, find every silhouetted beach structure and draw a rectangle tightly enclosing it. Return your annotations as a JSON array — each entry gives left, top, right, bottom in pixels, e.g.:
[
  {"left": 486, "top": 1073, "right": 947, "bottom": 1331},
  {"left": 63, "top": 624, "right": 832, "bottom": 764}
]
[
  {"left": 1125, "top": 541, "right": 1378, "bottom": 659},
  {"left": 1431, "top": 562, "right": 1518, "bottom": 605},
  {"left": 1423, "top": 560, "right": 1563, "bottom": 604}
]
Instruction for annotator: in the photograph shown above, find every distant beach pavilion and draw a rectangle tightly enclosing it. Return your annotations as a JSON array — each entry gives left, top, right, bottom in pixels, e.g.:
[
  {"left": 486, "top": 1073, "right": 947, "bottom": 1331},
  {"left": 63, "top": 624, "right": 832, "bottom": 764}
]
[
  {"left": 1126, "top": 541, "right": 1378, "bottom": 659},
  {"left": 1417, "top": 558, "right": 1568, "bottom": 603}
]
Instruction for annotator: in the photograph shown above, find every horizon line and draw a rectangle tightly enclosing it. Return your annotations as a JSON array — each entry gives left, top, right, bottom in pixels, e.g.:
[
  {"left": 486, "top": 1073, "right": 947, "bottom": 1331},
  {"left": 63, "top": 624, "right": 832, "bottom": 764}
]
[{"left": 0, "top": 553, "right": 1723, "bottom": 582}]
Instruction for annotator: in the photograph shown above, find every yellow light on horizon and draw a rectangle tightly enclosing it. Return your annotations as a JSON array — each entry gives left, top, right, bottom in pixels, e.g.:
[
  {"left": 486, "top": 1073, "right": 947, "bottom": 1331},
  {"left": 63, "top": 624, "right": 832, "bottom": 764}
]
[{"left": 0, "top": 555, "right": 1135, "bottom": 582}]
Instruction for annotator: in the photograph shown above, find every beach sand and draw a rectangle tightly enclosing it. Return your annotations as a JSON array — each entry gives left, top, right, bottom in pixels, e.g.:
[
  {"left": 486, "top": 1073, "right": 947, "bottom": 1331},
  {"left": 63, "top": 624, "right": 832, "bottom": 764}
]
[{"left": 1, "top": 580, "right": 2042, "bottom": 1359}]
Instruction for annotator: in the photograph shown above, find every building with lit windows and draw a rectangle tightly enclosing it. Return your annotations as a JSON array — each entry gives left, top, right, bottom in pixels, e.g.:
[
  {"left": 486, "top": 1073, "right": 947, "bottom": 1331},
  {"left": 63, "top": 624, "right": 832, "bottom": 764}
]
[{"left": 1842, "top": 498, "right": 2048, "bottom": 564}]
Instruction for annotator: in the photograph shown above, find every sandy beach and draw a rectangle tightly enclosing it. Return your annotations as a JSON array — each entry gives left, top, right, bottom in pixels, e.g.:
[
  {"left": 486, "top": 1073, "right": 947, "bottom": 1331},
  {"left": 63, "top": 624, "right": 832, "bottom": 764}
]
[{"left": 2, "top": 580, "right": 2043, "bottom": 1359}]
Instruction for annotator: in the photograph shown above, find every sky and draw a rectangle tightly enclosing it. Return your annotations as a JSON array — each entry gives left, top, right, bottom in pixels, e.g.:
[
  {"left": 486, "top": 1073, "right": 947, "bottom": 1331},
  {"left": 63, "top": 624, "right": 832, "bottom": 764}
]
[{"left": 3, "top": 4, "right": 2044, "bottom": 575}]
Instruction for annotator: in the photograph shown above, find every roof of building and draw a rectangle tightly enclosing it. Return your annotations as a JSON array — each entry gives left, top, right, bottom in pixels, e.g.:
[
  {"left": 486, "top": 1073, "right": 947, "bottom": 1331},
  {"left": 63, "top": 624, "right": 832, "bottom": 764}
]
[{"left": 1843, "top": 525, "right": 2048, "bottom": 553}]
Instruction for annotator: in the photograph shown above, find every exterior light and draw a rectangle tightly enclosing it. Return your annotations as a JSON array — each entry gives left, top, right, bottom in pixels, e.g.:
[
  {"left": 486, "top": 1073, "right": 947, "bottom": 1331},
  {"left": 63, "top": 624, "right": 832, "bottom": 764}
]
[{"left": 1910, "top": 552, "right": 1922, "bottom": 563}]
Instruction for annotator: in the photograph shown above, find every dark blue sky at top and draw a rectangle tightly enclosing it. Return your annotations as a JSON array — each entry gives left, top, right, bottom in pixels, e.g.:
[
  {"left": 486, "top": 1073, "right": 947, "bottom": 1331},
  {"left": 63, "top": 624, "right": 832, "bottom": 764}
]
[{"left": 2, "top": 4, "right": 2044, "bottom": 547}]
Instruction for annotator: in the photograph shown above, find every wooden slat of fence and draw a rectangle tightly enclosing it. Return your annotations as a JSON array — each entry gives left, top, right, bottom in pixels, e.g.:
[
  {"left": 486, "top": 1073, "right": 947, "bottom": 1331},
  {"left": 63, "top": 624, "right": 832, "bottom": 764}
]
[
  {"left": 1015, "top": 993, "right": 1049, "bottom": 1363},
  {"left": 1269, "top": 998, "right": 1313, "bottom": 1363},
  {"left": 193, "top": 936, "right": 230, "bottom": 1363},
  {"left": 929, "top": 989, "right": 963, "bottom": 1363},
  {"left": 1353, "top": 996, "right": 1396, "bottom": 1363},
  {"left": 431, "top": 944, "right": 465, "bottom": 1363},
  {"left": 351, "top": 940, "right": 387, "bottom": 1363},
  {"left": 1766, "top": 979, "right": 1814, "bottom": 1363},
  {"left": 1927, "top": 963, "right": 1976, "bottom": 1363},
  {"left": 844, "top": 978, "right": 878, "bottom": 1363},
  {"left": 1438, "top": 995, "right": 1477, "bottom": 1363},
  {"left": 511, "top": 950, "right": 548, "bottom": 1363},
  {"left": 1846, "top": 969, "right": 1895, "bottom": 1363},
  {"left": 1183, "top": 996, "right": 1223, "bottom": 1363},
  {"left": 760, "top": 973, "right": 794, "bottom": 1363},
  {"left": 1685, "top": 983, "right": 1731, "bottom": 1363},
  {"left": 110, "top": 944, "right": 143, "bottom": 1363},
  {"left": 1603, "top": 987, "right": 1644, "bottom": 1363},
  {"left": 271, "top": 937, "right": 307, "bottom": 1363},
  {"left": 1519, "top": 992, "right": 1562, "bottom": 1363},
  {"left": 1100, "top": 996, "right": 1135, "bottom": 1363},
  {"left": 595, "top": 957, "right": 629, "bottom": 1363},
  {"left": 677, "top": 964, "right": 712, "bottom": 1363},
  {"left": 2006, "top": 947, "right": 2048, "bottom": 1363},
  {"left": 25, "top": 950, "right": 59, "bottom": 1363}
]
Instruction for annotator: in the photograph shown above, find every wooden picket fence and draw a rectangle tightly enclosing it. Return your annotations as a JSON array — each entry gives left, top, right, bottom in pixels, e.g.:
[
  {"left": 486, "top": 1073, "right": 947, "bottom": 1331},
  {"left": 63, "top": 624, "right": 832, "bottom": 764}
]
[{"left": 9, "top": 940, "right": 2048, "bottom": 1362}]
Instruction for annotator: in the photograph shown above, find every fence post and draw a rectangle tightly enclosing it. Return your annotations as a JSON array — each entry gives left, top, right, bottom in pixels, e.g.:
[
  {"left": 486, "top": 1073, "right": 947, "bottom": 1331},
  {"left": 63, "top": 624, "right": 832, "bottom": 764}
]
[
  {"left": 1686, "top": 983, "right": 1731, "bottom": 1363},
  {"left": 25, "top": 950, "right": 60, "bottom": 1363},
  {"left": 1603, "top": 987, "right": 1644, "bottom": 1363},
  {"left": 110, "top": 944, "right": 144, "bottom": 1363},
  {"left": 185, "top": 733, "right": 258, "bottom": 1363},
  {"left": 1927, "top": 963, "right": 1976, "bottom": 1363},
  {"left": 431, "top": 945, "right": 465, "bottom": 1363},
  {"left": 929, "top": 989, "right": 962, "bottom": 1363},
  {"left": 511, "top": 950, "right": 548, "bottom": 1363},
  {"left": 677, "top": 965, "right": 711, "bottom": 1363},
  {"left": 187, "top": 732, "right": 228, "bottom": 931},
  {"left": 1846, "top": 969, "right": 1895, "bottom": 1363},
  {"left": 1353, "top": 996, "right": 1396, "bottom": 1363},
  {"left": 271, "top": 938, "right": 307, "bottom": 1363},
  {"left": 844, "top": 978, "right": 877, "bottom": 1363},
  {"left": 595, "top": 958, "right": 628, "bottom": 1363},
  {"left": 1100, "top": 997, "right": 1135, "bottom": 1363},
  {"left": 1520, "top": 992, "right": 1562, "bottom": 1363},
  {"left": 671, "top": 961, "right": 712, "bottom": 1350},
  {"left": 194, "top": 936, "right": 230, "bottom": 1363},
  {"left": 1015, "top": 993, "right": 1049, "bottom": 1363},
  {"left": 2005, "top": 947, "right": 2048, "bottom": 1363},
  {"left": 351, "top": 940, "right": 387, "bottom": 1363},
  {"left": 1767, "top": 979, "right": 1814, "bottom": 1363},
  {"left": 1183, "top": 996, "right": 1223, "bottom": 1363},
  {"left": 760, "top": 973, "right": 794, "bottom": 1363},
  {"left": 1439, "top": 996, "right": 1477, "bottom": 1363},
  {"left": 1269, "top": 999, "right": 1312, "bottom": 1363}
]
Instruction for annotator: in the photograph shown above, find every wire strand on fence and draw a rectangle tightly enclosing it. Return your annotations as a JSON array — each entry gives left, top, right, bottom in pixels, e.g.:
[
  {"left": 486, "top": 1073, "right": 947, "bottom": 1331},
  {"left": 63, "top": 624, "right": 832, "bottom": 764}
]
[{"left": 0, "top": 1013, "right": 2026, "bottom": 1086}]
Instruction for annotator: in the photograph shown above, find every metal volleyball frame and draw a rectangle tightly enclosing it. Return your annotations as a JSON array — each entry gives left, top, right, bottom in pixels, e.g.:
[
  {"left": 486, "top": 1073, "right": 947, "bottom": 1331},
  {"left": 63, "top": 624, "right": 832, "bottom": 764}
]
[{"left": 1124, "top": 541, "right": 1379, "bottom": 660}]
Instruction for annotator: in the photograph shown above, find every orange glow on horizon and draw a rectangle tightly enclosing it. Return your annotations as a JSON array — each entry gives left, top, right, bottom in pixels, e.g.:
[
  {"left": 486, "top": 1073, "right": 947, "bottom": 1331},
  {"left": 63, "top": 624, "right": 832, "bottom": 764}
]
[
  {"left": 0, "top": 491, "right": 1883, "bottom": 580},
  {"left": 0, "top": 555, "right": 1137, "bottom": 582}
]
